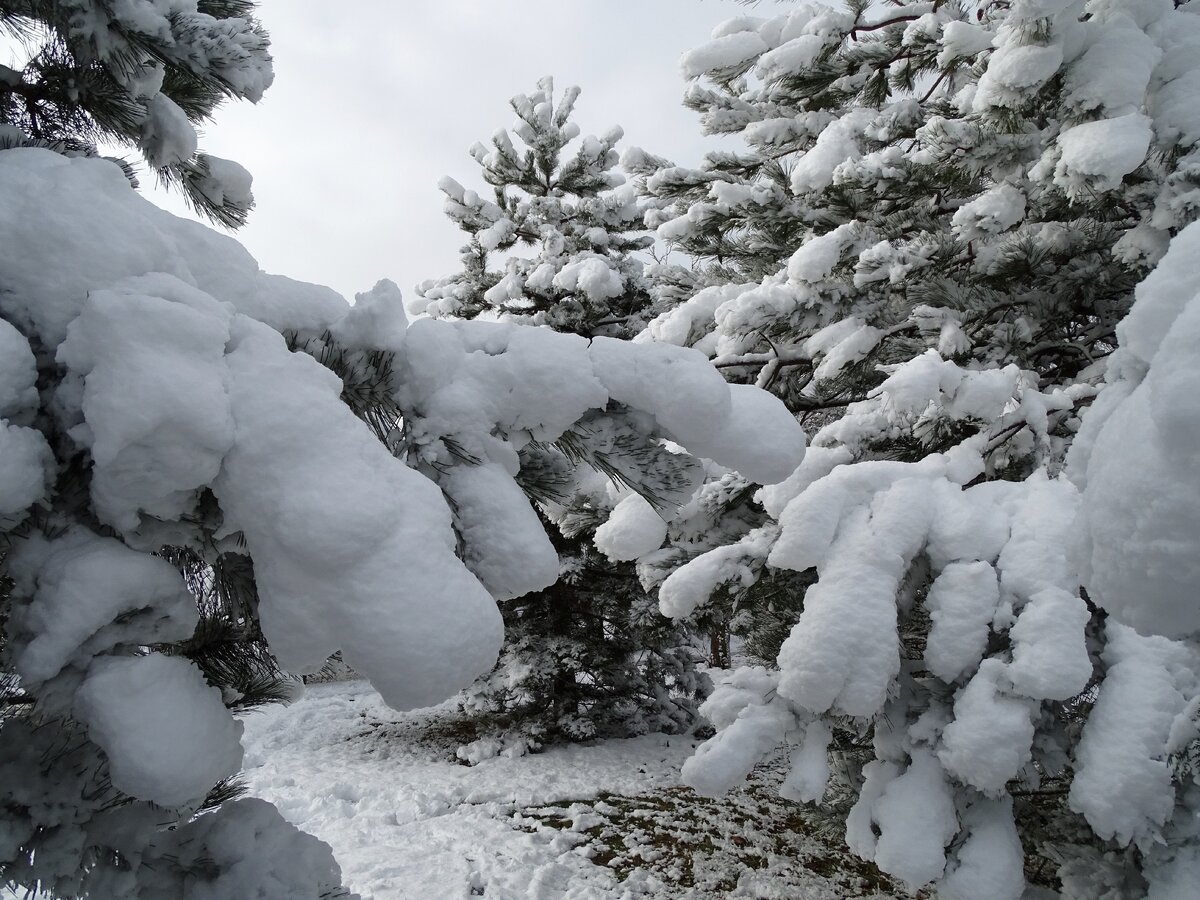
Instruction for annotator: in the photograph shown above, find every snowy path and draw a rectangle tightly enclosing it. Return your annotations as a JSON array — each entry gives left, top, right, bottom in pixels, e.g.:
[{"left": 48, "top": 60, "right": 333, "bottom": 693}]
[
  {"left": 240, "top": 681, "right": 907, "bottom": 900},
  {"left": 241, "top": 680, "right": 698, "bottom": 899}
]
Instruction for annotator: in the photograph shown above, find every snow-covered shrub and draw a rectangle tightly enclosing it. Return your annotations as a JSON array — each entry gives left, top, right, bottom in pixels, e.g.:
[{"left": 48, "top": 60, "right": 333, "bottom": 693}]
[{"left": 631, "top": 0, "right": 1200, "bottom": 895}]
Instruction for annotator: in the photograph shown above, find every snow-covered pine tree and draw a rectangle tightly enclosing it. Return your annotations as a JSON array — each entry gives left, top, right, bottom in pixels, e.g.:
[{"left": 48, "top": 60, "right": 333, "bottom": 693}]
[
  {"left": 0, "top": 11, "right": 353, "bottom": 894},
  {"left": 412, "top": 76, "right": 654, "bottom": 339},
  {"left": 0, "top": 0, "right": 273, "bottom": 226},
  {"left": 622, "top": 1, "right": 1200, "bottom": 896},
  {"left": 410, "top": 79, "right": 713, "bottom": 759}
]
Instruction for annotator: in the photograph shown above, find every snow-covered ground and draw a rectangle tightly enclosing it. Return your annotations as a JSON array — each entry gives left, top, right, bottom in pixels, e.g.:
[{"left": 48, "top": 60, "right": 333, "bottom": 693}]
[
  {"left": 241, "top": 680, "right": 691, "bottom": 898},
  {"left": 241, "top": 680, "right": 909, "bottom": 899},
  {"left": 0, "top": 677, "right": 909, "bottom": 899}
]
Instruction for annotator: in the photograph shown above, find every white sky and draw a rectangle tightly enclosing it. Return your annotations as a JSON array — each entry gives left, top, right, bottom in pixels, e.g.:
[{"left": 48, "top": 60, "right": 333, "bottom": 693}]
[{"left": 145, "top": 0, "right": 755, "bottom": 300}]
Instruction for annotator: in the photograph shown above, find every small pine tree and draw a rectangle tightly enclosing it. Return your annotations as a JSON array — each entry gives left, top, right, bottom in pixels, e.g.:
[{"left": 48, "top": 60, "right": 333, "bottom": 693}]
[
  {"left": 413, "top": 75, "right": 655, "bottom": 339},
  {"left": 459, "top": 529, "right": 703, "bottom": 758},
  {"left": 0, "top": 0, "right": 273, "bottom": 226},
  {"left": 416, "top": 79, "right": 710, "bottom": 759}
]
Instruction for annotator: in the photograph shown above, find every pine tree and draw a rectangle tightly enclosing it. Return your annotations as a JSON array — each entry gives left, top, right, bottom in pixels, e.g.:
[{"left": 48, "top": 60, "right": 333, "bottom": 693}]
[
  {"left": 631, "top": 1, "right": 1200, "bottom": 896},
  {"left": 414, "top": 78, "right": 711, "bottom": 759},
  {"left": 456, "top": 527, "right": 704, "bottom": 759},
  {"left": 412, "top": 76, "right": 655, "bottom": 338},
  {"left": 0, "top": 0, "right": 273, "bottom": 226}
]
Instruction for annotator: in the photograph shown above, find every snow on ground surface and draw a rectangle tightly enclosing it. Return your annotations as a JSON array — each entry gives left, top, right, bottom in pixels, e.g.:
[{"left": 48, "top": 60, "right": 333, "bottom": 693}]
[{"left": 241, "top": 679, "right": 911, "bottom": 899}]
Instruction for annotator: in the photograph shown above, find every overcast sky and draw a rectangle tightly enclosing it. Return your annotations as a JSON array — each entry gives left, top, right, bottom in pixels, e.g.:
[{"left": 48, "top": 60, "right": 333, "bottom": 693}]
[{"left": 144, "top": 0, "right": 753, "bottom": 300}]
